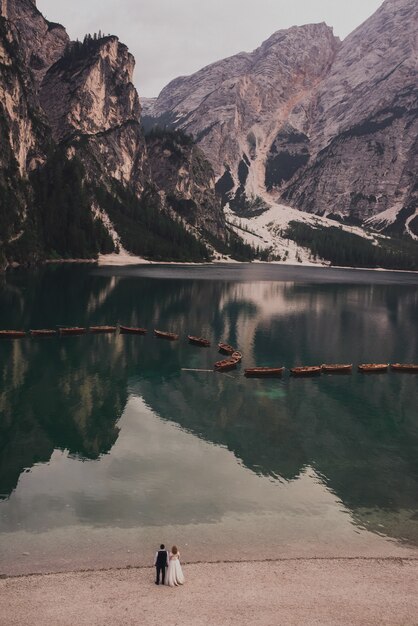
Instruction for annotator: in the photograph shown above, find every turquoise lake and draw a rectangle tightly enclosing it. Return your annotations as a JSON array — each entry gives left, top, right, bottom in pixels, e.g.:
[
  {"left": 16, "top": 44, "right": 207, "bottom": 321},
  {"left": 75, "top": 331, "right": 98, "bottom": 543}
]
[{"left": 0, "top": 263, "right": 418, "bottom": 574}]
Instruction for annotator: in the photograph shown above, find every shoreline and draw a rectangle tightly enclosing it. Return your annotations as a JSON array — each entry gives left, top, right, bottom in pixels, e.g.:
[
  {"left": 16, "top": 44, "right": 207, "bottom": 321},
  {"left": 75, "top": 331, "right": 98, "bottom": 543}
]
[
  {"left": 2, "top": 557, "right": 417, "bottom": 626},
  {"left": 2, "top": 255, "right": 418, "bottom": 275},
  {"left": 98, "top": 254, "right": 418, "bottom": 274},
  {"left": 3, "top": 554, "right": 418, "bottom": 580}
]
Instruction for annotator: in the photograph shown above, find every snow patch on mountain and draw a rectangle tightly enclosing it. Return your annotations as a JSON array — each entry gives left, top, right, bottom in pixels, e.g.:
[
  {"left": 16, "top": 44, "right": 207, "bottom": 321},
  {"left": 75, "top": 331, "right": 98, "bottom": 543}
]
[
  {"left": 146, "top": 0, "right": 417, "bottom": 236},
  {"left": 365, "top": 204, "right": 405, "bottom": 227},
  {"left": 225, "top": 202, "right": 378, "bottom": 265},
  {"left": 405, "top": 212, "right": 418, "bottom": 240},
  {"left": 365, "top": 204, "right": 418, "bottom": 241}
]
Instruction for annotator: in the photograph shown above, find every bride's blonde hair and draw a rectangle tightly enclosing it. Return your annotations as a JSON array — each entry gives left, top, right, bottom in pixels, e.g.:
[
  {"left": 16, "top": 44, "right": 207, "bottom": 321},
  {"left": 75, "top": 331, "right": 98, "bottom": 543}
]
[{"left": 171, "top": 545, "right": 178, "bottom": 555}]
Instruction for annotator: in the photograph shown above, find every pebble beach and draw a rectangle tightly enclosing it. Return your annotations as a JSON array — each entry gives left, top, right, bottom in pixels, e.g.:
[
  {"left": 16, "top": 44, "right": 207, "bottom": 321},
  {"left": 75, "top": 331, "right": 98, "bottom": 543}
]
[{"left": 1, "top": 557, "right": 418, "bottom": 626}]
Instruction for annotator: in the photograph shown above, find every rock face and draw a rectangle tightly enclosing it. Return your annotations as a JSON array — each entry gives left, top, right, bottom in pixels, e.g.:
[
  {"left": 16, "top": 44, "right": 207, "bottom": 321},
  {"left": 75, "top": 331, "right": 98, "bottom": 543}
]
[
  {"left": 141, "top": 97, "right": 156, "bottom": 121},
  {"left": 0, "top": 18, "right": 43, "bottom": 173},
  {"left": 145, "top": 0, "right": 418, "bottom": 235},
  {"left": 0, "top": 11, "right": 49, "bottom": 262},
  {"left": 0, "top": 0, "right": 225, "bottom": 267},
  {"left": 146, "top": 23, "right": 340, "bottom": 212},
  {"left": 146, "top": 129, "right": 225, "bottom": 239},
  {"left": 40, "top": 36, "right": 149, "bottom": 195},
  {"left": 6, "top": 0, "right": 69, "bottom": 87},
  {"left": 41, "top": 38, "right": 139, "bottom": 142},
  {"left": 284, "top": 0, "right": 418, "bottom": 234}
]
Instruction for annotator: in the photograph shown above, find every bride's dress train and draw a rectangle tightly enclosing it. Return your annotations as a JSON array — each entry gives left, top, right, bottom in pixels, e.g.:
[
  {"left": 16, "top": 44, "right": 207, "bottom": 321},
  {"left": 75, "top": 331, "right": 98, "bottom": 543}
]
[{"left": 166, "top": 553, "right": 185, "bottom": 587}]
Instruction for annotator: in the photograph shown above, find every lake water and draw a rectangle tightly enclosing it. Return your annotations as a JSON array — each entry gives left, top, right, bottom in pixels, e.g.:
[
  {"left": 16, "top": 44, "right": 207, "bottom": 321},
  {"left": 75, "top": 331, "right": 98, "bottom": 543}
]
[{"left": 0, "top": 263, "right": 418, "bottom": 575}]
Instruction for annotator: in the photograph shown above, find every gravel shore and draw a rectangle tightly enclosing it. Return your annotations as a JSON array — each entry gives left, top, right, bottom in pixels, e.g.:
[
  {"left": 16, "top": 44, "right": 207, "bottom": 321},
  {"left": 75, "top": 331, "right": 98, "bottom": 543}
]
[{"left": 1, "top": 558, "right": 417, "bottom": 626}]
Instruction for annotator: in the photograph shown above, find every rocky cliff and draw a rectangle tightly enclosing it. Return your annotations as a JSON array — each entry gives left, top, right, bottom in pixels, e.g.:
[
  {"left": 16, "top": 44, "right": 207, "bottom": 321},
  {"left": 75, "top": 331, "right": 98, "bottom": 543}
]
[
  {"left": 145, "top": 0, "right": 418, "bottom": 236},
  {"left": 145, "top": 23, "right": 340, "bottom": 213},
  {"left": 40, "top": 35, "right": 149, "bottom": 196},
  {"left": 5, "top": 0, "right": 69, "bottom": 87},
  {"left": 0, "top": 10, "right": 51, "bottom": 268},
  {"left": 146, "top": 129, "right": 225, "bottom": 240},
  {"left": 0, "top": 0, "right": 226, "bottom": 268},
  {"left": 283, "top": 0, "right": 418, "bottom": 235}
]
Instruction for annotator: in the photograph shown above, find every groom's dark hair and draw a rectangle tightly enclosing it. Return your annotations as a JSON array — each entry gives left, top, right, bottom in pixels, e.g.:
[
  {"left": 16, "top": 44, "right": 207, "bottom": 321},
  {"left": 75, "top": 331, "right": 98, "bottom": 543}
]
[{"left": 160, "top": 544, "right": 165, "bottom": 549}]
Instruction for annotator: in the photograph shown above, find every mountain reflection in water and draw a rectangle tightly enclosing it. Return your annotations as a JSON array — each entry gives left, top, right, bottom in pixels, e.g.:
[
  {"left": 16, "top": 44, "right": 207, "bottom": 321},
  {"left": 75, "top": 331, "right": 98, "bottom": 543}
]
[{"left": 0, "top": 264, "right": 417, "bottom": 548}]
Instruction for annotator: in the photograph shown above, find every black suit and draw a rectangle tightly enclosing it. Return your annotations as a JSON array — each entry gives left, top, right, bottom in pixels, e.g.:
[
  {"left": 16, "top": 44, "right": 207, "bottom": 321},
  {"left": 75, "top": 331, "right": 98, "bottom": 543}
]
[{"left": 155, "top": 550, "right": 169, "bottom": 584}]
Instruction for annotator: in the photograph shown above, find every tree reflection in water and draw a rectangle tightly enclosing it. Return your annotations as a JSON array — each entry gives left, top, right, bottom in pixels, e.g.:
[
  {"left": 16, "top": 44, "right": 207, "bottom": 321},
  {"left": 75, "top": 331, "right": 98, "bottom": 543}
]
[{"left": 0, "top": 264, "right": 417, "bottom": 545}]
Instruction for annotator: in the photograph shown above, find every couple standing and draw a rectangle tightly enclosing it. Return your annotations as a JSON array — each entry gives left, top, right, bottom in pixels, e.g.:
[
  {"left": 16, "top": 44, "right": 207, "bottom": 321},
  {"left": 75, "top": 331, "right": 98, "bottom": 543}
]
[{"left": 154, "top": 544, "right": 185, "bottom": 587}]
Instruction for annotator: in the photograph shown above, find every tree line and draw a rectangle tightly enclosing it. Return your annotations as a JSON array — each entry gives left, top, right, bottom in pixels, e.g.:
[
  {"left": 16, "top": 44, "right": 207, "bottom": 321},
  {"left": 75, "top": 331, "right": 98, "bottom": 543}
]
[
  {"left": 95, "top": 182, "right": 212, "bottom": 262},
  {"left": 285, "top": 221, "right": 418, "bottom": 271}
]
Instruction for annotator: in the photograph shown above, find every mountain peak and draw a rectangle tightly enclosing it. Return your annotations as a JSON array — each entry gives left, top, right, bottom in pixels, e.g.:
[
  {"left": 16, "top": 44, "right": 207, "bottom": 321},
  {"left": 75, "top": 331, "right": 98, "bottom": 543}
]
[
  {"left": 146, "top": 0, "right": 417, "bottom": 236},
  {"left": 6, "top": 0, "right": 69, "bottom": 85},
  {"left": 148, "top": 19, "right": 340, "bottom": 195}
]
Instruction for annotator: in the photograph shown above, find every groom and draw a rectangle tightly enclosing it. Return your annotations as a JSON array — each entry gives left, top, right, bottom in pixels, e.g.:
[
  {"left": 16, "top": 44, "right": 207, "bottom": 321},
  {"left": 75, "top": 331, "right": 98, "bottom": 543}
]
[{"left": 154, "top": 544, "right": 169, "bottom": 585}]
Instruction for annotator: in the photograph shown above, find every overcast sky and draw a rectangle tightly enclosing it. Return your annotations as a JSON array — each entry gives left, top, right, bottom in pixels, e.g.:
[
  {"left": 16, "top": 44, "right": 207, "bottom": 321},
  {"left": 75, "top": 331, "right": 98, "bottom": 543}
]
[{"left": 37, "top": 0, "right": 383, "bottom": 97}]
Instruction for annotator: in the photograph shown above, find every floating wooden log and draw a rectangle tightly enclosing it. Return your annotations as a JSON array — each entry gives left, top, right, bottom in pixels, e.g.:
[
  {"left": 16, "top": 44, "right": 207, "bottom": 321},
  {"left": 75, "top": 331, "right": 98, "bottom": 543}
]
[
  {"left": 290, "top": 366, "right": 321, "bottom": 376},
  {"left": 0, "top": 330, "right": 26, "bottom": 339},
  {"left": 358, "top": 363, "right": 389, "bottom": 373},
  {"left": 89, "top": 326, "right": 117, "bottom": 334},
  {"left": 154, "top": 329, "right": 179, "bottom": 341},
  {"left": 188, "top": 335, "right": 211, "bottom": 347},
  {"left": 244, "top": 367, "right": 284, "bottom": 378}
]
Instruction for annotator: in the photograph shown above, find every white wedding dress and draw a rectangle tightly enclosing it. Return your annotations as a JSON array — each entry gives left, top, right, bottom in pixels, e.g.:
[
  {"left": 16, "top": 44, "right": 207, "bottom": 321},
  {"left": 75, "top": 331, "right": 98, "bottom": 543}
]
[{"left": 166, "top": 552, "right": 185, "bottom": 587}]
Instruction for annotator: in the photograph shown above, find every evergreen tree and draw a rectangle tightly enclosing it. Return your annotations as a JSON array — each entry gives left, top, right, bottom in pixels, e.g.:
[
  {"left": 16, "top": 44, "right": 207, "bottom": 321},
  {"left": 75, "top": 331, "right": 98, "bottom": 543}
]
[
  {"left": 30, "top": 148, "right": 114, "bottom": 259},
  {"left": 285, "top": 222, "right": 418, "bottom": 271}
]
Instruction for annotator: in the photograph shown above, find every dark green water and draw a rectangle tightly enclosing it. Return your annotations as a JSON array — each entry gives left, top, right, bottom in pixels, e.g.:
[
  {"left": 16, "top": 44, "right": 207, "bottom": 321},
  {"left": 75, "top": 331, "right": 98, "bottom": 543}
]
[{"left": 0, "top": 263, "right": 418, "bottom": 574}]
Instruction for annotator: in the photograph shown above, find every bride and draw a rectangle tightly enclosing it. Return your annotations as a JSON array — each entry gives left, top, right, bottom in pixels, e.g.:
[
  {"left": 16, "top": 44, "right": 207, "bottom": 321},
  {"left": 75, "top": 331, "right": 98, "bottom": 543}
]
[{"left": 166, "top": 546, "right": 185, "bottom": 587}]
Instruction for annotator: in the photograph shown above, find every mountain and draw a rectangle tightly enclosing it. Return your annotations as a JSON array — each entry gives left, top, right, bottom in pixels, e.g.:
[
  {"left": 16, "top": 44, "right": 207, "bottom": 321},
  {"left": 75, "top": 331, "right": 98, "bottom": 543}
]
[
  {"left": 5, "top": 0, "right": 69, "bottom": 87},
  {"left": 1, "top": 0, "right": 417, "bottom": 271},
  {"left": 146, "top": 128, "right": 225, "bottom": 240},
  {"left": 0, "top": 2, "right": 51, "bottom": 269},
  {"left": 40, "top": 35, "right": 149, "bottom": 196},
  {"left": 145, "top": 0, "right": 418, "bottom": 238},
  {"left": 0, "top": 0, "right": 226, "bottom": 270},
  {"left": 283, "top": 0, "right": 418, "bottom": 235},
  {"left": 144, "top": 23, "right": 339, "bottom": 209}
]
